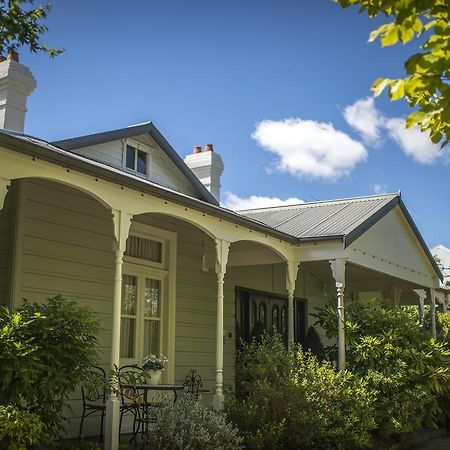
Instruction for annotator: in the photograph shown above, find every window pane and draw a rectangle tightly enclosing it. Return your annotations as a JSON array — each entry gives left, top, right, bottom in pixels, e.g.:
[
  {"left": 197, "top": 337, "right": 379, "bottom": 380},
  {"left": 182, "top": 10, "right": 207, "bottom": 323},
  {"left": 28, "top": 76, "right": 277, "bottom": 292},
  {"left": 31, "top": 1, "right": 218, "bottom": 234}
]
[
  {"left": 120, "top": 317, "right": 136, "bottom": 358},
  {"left": 121, "top": 275, "right": 137, "bottom": 315},
  {"left": 145, "top": 279, "right": 160, "bottom": 318},
  {"left": 126, "top": 145, "right": 135, "bottom": 170},
  {"left": 144, "top": 320, "right": 160, "bottom": 356},
  {"left": 125, "top": 236, "right": 162, "bottom": 263},
  {"left": 137, "top": 150, "right": 147, "bottom": 174}
]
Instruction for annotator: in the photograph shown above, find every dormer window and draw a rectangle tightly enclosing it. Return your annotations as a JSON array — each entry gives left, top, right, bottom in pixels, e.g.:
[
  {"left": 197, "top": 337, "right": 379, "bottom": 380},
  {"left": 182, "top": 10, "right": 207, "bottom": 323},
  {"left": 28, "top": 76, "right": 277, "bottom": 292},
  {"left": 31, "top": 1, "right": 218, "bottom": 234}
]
[{"left": 126, "top": 144, "right": 148, "bottom": 175}]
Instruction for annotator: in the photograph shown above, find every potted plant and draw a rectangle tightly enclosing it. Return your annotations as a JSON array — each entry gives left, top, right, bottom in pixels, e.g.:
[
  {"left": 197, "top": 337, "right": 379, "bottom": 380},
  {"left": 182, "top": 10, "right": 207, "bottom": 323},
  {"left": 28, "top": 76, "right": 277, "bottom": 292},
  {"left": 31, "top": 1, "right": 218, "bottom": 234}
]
[{"left": 141, "top": 354, "right": 168, "bottom": 385}]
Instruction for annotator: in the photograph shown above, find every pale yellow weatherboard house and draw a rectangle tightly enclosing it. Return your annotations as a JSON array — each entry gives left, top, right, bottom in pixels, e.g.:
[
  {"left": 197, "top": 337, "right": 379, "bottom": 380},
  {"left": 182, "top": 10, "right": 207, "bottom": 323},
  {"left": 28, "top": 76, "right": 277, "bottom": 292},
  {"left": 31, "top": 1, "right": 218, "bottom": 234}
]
[{"left": 0, "top": 57, "right": 442, "bottom": 449}]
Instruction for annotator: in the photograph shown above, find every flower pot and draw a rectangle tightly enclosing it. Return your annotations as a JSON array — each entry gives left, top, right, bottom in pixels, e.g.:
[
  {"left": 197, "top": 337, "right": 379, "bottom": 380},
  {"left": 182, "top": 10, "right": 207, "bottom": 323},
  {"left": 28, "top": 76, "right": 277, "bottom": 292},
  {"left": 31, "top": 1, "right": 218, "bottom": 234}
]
[{"left": 146, "top": 369, "right": 162, "bottom": 385}]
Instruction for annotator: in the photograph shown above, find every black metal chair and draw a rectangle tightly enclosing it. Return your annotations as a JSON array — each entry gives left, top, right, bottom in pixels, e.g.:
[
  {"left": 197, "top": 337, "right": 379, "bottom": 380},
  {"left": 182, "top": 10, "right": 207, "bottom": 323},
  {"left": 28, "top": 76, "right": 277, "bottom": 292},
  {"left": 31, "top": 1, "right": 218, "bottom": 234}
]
[
  {"left": 183, "top": 369, "right": 204, "bottom": 400},
  {"left": 79, "top": 365, "right": 107, "bottom": 442},
  {"left": 118, "top": 364, "right": 147, "bottom": 439}
]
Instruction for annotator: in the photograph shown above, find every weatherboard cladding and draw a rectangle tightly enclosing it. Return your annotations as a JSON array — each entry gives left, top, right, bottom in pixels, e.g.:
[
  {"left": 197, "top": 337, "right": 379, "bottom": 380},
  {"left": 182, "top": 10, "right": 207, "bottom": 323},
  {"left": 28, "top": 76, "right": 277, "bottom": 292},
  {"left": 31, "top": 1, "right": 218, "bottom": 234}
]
[{"left": 240, "top": 195, "right": 396, "bottom": 239}]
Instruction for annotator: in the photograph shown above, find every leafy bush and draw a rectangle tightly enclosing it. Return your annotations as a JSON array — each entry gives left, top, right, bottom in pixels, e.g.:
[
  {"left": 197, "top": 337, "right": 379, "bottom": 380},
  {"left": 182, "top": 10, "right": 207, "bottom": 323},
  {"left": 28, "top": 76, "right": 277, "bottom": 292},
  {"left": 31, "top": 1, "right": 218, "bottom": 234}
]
[
  {"left": 314, "top": 299, "right": 450, "bottom": 437},
  {"left": 227, "top": 334, "right": 375, "bottom": 450},
  {"left": 149, "top": 394, "right": 243, "bottom": 450},
  {"left": 0, "top": 295, "right": 100, "bottom": 438},
  {"left": 0, "top": 404, "right": 46, "bottom": 450},
  {"left": 304, "top": 325, "right": 324, "bottom": 359}
]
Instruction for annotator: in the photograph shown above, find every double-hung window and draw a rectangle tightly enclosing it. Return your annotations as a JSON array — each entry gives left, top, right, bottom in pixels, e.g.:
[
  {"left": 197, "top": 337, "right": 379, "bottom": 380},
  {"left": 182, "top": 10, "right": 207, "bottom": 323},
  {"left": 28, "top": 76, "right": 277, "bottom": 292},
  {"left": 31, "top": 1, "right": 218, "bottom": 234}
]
[
  {"left": 119, "top": 224, "right": 175, "bottom": 374},
  {"left": 120, "top": 271, "right": 164, "bottom": 358},
  {"left": 123, "top": 140, "right": 151, "bottom": 177}
]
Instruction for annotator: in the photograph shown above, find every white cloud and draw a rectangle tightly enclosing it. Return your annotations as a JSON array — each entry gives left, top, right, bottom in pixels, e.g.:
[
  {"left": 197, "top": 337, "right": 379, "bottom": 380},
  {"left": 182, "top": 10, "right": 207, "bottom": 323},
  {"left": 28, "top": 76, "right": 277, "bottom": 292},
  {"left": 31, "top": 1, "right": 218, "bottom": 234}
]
[
  {"left": 343, "top": 97, "right": 444, "bottom": 165},
  {"left": 385, "top": 118, "right": 442, "bottom": 164},
  {"left": 222, "top": 192, "right": 303, "bottom": 210},
  {"left": 343, "top": 97, "right": 384, "bottom": 145},
  {"left": 373, "top": 183, "right": 387, "bottom": 194},
  {"left": 251, "top": 118, "right": 368, "bottom": 180}
]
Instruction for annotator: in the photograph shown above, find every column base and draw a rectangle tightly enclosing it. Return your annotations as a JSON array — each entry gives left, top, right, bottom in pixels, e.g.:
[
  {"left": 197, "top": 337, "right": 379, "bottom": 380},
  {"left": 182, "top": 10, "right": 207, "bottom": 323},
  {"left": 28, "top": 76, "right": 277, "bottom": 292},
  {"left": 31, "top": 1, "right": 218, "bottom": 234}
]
[
  {"left": 212, "top": 390, "right": 224, "bottom": 411},
  {"left": 104, "top": 396, "right": 120, "bottom": 450}
]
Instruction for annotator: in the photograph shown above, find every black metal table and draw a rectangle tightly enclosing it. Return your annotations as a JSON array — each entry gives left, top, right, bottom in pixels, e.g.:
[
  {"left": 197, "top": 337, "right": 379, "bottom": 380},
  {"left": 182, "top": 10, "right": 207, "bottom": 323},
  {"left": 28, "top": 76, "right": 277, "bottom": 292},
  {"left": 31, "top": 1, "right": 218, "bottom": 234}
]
[{"left": 122, "top": 383, "right": 184, "bottom": 446}]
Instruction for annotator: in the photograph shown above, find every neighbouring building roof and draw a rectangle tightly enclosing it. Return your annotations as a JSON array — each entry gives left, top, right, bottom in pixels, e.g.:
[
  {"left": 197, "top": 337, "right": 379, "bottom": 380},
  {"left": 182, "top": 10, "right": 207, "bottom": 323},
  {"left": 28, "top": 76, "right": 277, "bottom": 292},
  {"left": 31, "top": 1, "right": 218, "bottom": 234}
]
[
  {"left": 53, "top": 122, "right": 219, "bottom": 206},
  {"left": 431, "top": 244, "right": 450, "bottom": 286}
]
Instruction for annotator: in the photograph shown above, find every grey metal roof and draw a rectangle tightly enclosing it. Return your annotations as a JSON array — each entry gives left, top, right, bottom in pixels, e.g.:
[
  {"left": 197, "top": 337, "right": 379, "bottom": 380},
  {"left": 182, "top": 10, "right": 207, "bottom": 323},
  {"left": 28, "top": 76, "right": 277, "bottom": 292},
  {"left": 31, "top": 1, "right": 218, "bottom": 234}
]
[
  {"left": 239, "top": 194, "right": 442, "bottom": 280},
  {"left": 53, "top": 122, "right": 219, "bottom": 206},
  {"left": 239, "top": 194, "right": 399, "bottom": 242}
]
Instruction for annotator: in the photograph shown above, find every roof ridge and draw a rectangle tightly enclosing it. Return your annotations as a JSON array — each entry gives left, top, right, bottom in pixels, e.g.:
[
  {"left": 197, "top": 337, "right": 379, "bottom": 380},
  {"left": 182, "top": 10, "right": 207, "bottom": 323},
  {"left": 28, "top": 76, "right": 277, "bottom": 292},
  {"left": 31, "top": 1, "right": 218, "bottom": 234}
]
[{"left": 239, "top": 192, "right": 399, "bottom": 213}]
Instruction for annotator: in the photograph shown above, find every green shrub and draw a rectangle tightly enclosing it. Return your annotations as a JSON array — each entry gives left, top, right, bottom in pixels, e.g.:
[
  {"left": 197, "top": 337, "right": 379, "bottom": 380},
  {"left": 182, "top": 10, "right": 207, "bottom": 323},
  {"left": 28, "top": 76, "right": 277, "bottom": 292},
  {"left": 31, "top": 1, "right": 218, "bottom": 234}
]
[
  {"left": 0, "top": 404, "right": 47, "bottom": 450},
  {"left": 148, "top": 394, "right": 243, "bottom": 450},
  {"left": 304, "top": 325, "right": 324, "bottom": 359},
  {"left": 0, "top": 295, "right": 100, "bottom": 438},
  {"left": 227, "top": 334, "right": 375, "bottom": 450},
  {"left": 314, "top": 299, "right": 450, "bottom": 438}
]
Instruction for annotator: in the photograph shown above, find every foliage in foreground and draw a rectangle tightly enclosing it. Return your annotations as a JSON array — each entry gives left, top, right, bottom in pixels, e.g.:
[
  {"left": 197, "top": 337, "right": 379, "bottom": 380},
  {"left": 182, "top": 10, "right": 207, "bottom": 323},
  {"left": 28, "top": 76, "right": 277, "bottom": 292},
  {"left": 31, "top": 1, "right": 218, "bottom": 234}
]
[
  {"left": 0, "top": 404, "right": 46, "bottom": 450},
  {"left": 149, "top": 394, "right": 243, "bottom": 450},
  {"left": 0, "top": 0, "right": 63, "bottom": 56},
  {"left": 0, "top": 295, "right": 100, "bottom": 438},
  {"left": 227, "top": 334, "right": 375, "bottom": 450},
  {"left": 337, "top": 0, "right": 450, "bottom": 147},
  {"left": 315, "top": 298, "right": 450, "bottom": 437}
]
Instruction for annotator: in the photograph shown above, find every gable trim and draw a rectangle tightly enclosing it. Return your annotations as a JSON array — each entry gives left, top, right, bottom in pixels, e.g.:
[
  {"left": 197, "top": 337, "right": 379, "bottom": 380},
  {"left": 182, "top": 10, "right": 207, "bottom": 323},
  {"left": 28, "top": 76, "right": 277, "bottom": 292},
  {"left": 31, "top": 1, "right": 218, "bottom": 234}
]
[
  {"left": 344, "top": 195, "right": 442, "bottom": 281},
  {"left": 53, "top": 122, "right": 219, "bottom": 205}
]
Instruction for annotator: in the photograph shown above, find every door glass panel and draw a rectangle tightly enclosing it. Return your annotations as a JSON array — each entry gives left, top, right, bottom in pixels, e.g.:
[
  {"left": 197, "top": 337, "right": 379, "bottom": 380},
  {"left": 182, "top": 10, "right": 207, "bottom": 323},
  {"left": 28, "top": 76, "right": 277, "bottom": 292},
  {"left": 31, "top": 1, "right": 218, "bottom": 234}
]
[
  {"left": 144, "top": 320, "right": 160, "bottom": 355},
  {"left": 259, "top": 303, "right": 267, "bottom": 329},
  {"left": 120, "top": 318, "right": 136, "bottom": 358},
  {"left": 121, "top": 275, "right": 137, "bottom": 315},
  {"left": 144, "top": 279, "right": 161, "bottom": 318},
  {"left": 272, "top": 304, "right": 279, "bottom": 332}
]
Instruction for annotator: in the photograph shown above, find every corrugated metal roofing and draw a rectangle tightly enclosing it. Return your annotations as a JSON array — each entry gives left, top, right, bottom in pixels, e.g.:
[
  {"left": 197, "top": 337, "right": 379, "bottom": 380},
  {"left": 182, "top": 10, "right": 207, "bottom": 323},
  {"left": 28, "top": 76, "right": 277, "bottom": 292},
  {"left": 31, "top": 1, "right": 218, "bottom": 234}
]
[{"left": 239, "top": 194, "right": 398, "bottom": 240}]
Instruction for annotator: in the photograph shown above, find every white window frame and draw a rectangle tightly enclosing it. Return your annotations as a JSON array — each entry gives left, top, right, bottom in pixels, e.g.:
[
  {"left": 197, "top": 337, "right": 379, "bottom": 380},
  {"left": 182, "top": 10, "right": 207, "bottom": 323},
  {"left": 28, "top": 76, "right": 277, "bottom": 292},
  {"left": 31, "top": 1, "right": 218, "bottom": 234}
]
[
  {"left": 122, "top": 138, "right": 153, "bottom": 178},
  {"left": 120, "top": 222, "right": 177, "bottom": 382}
]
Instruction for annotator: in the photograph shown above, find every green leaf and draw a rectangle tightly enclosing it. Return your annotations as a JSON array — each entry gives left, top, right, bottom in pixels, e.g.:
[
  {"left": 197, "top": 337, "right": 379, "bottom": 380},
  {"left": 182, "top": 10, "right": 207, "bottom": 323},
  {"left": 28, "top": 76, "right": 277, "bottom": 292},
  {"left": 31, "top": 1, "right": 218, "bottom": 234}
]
[
  {"left": 371, "top": 77, "right": 392, "bottom": 97},
  {"left": 406, "top": 111, "right": 429, "bottom": 128},
  {"left": 381, "top": 24, "right": 399, "bottom": 47},
  {"left": 389, "top": 79, "right": 405, "bottom": 100}
]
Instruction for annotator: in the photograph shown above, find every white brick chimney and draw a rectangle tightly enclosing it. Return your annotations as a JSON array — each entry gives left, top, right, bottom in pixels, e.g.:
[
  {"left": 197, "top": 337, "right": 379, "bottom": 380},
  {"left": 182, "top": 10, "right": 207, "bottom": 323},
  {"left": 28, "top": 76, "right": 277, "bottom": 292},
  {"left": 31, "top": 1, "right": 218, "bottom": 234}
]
[
  {"left": 184, "top": 144, "right": 224, "bottom": 203},
  {"left": 0, "top": 53, "right": 37, "bottom": 132}
]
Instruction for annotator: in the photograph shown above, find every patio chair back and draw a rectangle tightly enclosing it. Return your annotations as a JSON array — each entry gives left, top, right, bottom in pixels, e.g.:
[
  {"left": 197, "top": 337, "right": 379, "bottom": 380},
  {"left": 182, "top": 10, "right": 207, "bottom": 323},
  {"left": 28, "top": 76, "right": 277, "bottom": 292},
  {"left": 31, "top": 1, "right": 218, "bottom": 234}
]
[
  {"left": 118, "top": 365, "right": 146, "bottom": 404},
  {"left": 79, "top": 365, "right": 107, "bottom": 442},
  {"left": 82, "top": 365, "right": 106, "bottom": 403},
  {"left": 183, "top": 369, "right": 203, "bottom": 400}
]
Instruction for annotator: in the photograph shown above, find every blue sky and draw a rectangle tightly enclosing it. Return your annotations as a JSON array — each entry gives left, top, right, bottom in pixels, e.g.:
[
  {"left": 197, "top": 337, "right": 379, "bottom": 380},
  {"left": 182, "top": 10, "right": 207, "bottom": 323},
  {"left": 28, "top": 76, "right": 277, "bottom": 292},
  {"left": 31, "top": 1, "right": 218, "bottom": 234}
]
[{"left": 20, "top": 0, "right": 449, "bottom": 249}]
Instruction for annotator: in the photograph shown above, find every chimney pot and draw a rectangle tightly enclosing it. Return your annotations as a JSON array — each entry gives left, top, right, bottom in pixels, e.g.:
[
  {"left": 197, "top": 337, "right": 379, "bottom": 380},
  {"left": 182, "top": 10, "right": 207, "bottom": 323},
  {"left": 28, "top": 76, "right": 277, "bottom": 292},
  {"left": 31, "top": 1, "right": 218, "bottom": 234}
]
[
  {"left": 7, "top": 50, "right": 19, "bottom": 62},
  {"left": 184, "top": 142, "right": 224, "bottom": 203}
]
